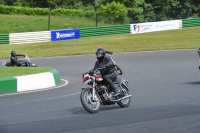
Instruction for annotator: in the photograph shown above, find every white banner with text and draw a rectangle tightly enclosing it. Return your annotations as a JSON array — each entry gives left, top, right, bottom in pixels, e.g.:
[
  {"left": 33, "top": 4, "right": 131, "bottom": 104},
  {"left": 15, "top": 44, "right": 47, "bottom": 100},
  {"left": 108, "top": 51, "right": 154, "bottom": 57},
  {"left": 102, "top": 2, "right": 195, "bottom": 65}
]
[{"left": 131, "top": 20, "right": 181, "bottom": 34}]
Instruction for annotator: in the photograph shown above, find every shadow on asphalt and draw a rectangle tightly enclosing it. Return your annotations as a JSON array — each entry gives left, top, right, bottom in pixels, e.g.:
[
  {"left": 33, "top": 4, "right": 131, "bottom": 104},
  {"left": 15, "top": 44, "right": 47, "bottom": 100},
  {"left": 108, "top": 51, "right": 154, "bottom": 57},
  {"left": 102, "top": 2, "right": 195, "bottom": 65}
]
[
  {"left": 70, "top": 105, "right": 125, "bottom": 114},
  {"left": 70, "top": 107, "right": 89, "bottom": 114},
  {"left": 181, "top": 81, "right": 200, "bottom": 85}
]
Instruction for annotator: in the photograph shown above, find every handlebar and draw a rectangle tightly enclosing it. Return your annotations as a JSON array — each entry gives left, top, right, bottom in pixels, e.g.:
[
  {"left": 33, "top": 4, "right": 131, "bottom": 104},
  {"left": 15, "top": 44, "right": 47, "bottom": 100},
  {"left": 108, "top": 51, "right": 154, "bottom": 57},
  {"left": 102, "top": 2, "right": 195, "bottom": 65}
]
[{"left": 82, "top": 67, "right": 105, "bottom": 77}]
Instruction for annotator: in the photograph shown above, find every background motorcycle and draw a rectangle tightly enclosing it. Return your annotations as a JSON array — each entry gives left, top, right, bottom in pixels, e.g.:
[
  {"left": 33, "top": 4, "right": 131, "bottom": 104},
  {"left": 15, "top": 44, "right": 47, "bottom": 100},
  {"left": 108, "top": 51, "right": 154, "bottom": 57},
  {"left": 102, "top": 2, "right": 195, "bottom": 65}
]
[
  {"left": 80, "top": 68, "right": 132, "bottom": 114},
  {"left": 1, "top": 54, "right": 37, "bottom": 67}
]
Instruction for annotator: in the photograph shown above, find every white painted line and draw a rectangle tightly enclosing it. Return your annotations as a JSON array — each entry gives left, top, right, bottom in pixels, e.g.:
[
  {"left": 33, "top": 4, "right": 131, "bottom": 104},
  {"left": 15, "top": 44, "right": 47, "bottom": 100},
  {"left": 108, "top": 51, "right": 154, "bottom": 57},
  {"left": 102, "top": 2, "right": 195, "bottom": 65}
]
[
  {"left": 0, "top": 91, "right": 80, "bottom": 109},
  {"left": 27, "top": 91, "right": 80, "bottom": 102},
  {"left": 0, "top": 105, "right": 76, "bottom": 119}
]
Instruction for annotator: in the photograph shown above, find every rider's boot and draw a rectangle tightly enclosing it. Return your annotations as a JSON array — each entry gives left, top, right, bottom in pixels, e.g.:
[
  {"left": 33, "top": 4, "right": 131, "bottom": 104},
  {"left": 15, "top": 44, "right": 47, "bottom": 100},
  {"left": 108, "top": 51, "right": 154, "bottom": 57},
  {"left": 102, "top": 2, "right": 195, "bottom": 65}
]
[{"left": 113, "top": 86, "right": 120, "bottom": 97}]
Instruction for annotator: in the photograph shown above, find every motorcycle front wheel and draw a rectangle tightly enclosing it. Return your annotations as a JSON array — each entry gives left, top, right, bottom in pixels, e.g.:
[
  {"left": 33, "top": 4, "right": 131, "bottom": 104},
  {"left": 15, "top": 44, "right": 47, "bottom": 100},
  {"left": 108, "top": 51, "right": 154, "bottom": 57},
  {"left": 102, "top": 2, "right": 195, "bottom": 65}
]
[
  {"left": 114, "top": 65, "right": 123, "bottom": 75},
  {"left": 80, "top": 88, "right": 101, "bottom": 114},
  {"left": 31, "top": 64, "right": 37, "bottom": 67}
]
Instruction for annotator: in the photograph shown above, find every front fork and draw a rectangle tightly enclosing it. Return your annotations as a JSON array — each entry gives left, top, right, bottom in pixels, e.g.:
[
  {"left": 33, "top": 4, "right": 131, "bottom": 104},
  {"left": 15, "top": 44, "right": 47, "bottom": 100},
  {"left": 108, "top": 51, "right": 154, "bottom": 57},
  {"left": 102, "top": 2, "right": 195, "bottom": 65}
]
[{"left": 92, "top": 81, "right": 96, "bottom": 101}]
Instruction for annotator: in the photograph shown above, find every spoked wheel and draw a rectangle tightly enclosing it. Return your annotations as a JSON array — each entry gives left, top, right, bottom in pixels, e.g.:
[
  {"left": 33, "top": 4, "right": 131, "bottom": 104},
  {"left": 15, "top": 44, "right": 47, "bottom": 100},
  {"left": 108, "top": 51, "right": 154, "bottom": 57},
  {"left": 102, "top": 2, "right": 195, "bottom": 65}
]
[
  {"left": 31, "top": 64, "right": 37, "bottom": 67},
  {"left": 80, "top": 88, "right": 101, "bottom": 113},
  {"left": 117, "top": 87, "right": 131, "bottom": 108},
  {"left": 20, "top": 64, "right": 26, "bottom": 67},
  {"left": 114, "top": 65, "right": 123, "bottom": 75},
  {"left": 1, "top": 61, "right": 6, "bottom": 66}
]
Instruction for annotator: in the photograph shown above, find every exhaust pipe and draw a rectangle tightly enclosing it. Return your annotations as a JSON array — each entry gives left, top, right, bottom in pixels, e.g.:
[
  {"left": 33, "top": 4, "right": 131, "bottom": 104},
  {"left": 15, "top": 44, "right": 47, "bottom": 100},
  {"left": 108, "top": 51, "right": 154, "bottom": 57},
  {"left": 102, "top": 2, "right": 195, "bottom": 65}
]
[
  {"left": 109, "top": 95, "right": 132, "bottom": 102},
  {"left": 117, "top": 95, "right": 132, "bottom": 101}
]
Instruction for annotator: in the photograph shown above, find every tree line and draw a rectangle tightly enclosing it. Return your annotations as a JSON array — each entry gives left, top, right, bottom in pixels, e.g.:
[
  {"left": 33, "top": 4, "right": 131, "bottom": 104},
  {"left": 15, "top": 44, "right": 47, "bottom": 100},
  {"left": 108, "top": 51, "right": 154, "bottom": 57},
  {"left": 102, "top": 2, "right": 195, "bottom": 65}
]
[
  {"left": 0, "top": 0, "right": 199, "bottom": 12},
  {"left": 0, "top": 0, "right": 199, "bottom": 24}
]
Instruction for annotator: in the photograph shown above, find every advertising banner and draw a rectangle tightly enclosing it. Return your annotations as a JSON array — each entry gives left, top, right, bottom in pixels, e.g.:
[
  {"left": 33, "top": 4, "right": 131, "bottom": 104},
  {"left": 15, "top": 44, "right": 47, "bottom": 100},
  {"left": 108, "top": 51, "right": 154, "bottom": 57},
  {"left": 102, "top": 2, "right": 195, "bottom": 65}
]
[
  {"left": 131, "top": 20, "right": 180, "bottom": 34},
  {"left": 51, "top": 29, "right": 80, "bottom": 41}
]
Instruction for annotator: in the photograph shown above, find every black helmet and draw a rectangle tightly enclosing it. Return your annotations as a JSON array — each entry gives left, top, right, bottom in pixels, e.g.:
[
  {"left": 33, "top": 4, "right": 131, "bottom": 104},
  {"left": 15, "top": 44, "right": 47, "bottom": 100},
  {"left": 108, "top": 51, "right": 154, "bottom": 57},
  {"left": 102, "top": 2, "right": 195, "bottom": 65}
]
[
  {"left": 96, "top": 48, "right": 105, "bottom": 61},
  {"left": 11, "top": 51, "right": 16, "bottom": 56}
]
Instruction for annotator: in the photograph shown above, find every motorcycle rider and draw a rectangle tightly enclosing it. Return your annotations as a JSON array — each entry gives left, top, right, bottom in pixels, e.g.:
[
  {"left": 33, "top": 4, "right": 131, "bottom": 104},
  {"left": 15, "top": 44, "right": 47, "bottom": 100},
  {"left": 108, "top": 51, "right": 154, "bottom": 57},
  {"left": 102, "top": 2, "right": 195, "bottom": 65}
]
[
  {"left": 10, "top": 50, "right": 26, "bottom": 66},
  {"left": 91, "top": 47, "right": 120, "bottom": 96}
]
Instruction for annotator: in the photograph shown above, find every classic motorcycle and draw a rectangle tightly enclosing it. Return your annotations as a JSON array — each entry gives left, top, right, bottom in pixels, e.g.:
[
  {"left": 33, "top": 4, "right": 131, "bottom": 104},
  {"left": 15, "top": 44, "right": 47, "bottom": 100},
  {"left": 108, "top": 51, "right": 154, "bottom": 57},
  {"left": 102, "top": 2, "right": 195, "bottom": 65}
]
[
  {"left": 80, "top": 67, "right": 132, "bottom": 113},
  {"left": 1, "top": 54, "right": 37, "bottom": 67}
]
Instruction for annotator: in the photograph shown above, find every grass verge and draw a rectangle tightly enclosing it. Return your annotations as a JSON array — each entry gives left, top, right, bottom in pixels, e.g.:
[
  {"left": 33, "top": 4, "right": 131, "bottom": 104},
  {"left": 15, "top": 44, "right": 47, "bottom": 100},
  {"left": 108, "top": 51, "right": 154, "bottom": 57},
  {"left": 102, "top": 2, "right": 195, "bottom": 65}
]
[
  {"left": 0, "top": 67, "right": 53, "bottom": 78},
  {"left": 0, "top": 14, "right": 106, "bottom": 34}
]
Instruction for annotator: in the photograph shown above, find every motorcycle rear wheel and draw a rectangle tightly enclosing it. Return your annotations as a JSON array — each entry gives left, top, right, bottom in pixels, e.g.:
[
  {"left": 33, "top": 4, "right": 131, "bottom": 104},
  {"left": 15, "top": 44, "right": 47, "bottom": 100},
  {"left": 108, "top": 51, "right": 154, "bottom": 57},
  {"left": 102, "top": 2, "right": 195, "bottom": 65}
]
[
  {"left": 80, "top": 88, "right": 101, "bottom": 113},
  {"left": 31, "top": 64, "right": 37, "bottom": 67},
  {"left": 117, "top": 88, "right": 131, "bottom": 108}
]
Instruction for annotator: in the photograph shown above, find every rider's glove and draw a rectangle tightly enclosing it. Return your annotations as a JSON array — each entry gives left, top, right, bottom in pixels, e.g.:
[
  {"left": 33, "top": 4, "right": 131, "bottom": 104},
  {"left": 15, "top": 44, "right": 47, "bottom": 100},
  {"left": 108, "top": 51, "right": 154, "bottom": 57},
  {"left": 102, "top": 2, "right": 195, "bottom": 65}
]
[
  {"left": 105, "top": 64, "right": 109, "bottom": 68},
  {"left": 89, "top": 70, "right": 94, "bottom": 75},
  {"left": 85, "top": 72, "right": 88, "bottom": 74}
]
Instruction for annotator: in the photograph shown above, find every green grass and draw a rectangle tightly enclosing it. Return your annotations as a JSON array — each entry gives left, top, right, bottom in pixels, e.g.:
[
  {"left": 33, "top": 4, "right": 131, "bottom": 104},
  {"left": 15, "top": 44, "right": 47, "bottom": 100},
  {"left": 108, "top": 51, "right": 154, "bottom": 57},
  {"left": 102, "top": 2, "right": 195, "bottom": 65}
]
[
  {"left": 0, "top": 14, "right": 108, "bottom": 34},
  {"left": 0, "top": 67, "right": 53, "bottom": 78},
  {"left": 0, "top": 27, "right": 200, "bottom": 60}
]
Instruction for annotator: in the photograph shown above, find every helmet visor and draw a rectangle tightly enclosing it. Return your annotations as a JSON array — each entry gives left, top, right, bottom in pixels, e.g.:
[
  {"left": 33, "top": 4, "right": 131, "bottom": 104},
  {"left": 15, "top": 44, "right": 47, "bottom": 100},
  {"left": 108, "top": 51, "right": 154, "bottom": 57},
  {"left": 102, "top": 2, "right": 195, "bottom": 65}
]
[
  {"left": 12, "top": 52, "right": 16, "bottom": 56},
  {"left": 97, "top": 53, "right": 103, "bottom": 57}
]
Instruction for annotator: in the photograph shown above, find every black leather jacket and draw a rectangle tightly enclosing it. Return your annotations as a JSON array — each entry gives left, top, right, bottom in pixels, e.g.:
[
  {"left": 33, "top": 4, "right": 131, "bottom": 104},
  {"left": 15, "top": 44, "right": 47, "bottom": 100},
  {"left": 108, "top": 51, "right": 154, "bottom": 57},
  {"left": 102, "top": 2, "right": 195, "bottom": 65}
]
[
  {"left": 93, "top": 56, "right": 115, "bottom": 76},
  {"left": 10, "top": 54, "right": 25, "bottom": 66}
]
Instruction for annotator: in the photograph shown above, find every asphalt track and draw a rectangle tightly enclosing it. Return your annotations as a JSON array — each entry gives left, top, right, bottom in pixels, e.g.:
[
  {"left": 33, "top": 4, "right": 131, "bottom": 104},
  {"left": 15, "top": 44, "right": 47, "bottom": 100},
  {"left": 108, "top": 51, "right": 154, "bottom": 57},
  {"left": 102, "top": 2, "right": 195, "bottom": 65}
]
[{"left": 1, "top": 50, "right": 200, "bottom": 133}]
